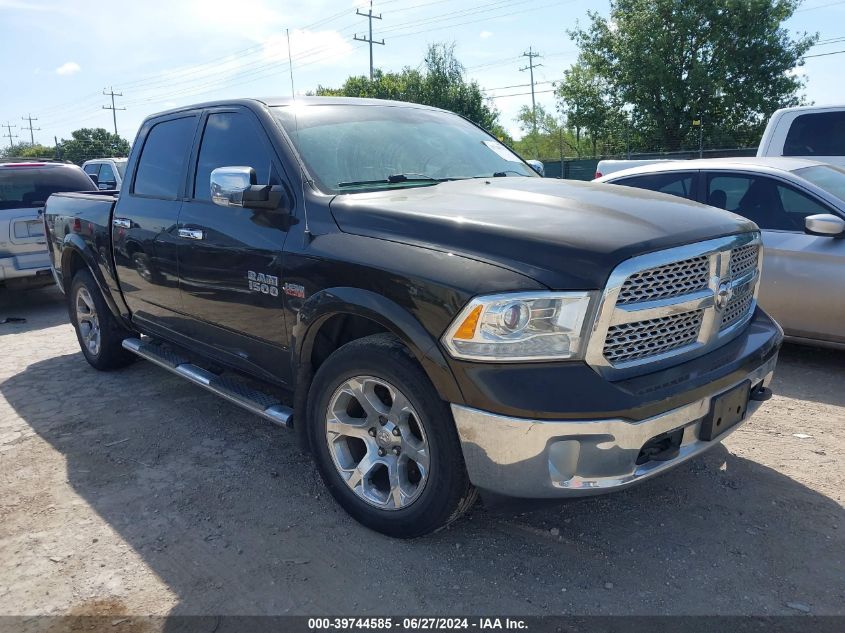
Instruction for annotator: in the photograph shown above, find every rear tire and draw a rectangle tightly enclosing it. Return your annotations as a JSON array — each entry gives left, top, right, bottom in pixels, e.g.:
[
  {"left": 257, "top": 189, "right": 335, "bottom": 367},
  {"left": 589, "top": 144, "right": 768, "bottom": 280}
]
[
  {"left": 307, "top": 333, "right": 477, "bottom": 538},
  {"left": 69, "top": 269, "right": 134, "bottom": 370}
]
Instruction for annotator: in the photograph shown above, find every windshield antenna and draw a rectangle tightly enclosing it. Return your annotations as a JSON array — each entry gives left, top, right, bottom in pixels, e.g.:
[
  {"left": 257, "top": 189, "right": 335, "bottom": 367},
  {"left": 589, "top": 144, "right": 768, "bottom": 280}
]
[{"left": 287, "top": 27, "right": 311, "bottom": 241}]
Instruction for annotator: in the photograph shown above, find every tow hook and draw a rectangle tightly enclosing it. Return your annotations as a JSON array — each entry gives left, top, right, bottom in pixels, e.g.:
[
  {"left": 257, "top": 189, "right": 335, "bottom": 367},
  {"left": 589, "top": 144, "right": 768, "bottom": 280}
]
[{"left": 750, "top": 385, "right": 773, "bottom": 402}]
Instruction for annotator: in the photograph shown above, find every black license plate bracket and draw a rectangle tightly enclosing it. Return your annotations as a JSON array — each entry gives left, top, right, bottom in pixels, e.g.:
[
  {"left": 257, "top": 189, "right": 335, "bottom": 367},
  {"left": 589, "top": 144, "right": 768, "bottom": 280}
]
[{"left": 700, "top": 380, "right": 751, "bottom": 441}]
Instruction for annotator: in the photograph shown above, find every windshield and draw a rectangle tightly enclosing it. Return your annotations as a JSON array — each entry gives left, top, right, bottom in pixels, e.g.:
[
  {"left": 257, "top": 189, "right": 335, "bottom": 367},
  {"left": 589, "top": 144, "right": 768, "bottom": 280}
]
[
  {"left": 793, "top": 165, "right": 845, "bottom": 205},
  {"left": 0, "top": 166, "right": 94, "bottom": 210},
  {"left": 272, "top": 104, "right": 535, "bottom": 194}
]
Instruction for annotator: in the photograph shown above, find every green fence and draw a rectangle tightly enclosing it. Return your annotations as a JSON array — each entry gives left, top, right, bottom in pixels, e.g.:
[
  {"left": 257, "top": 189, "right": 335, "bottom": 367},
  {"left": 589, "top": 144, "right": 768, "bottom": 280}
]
[{"left": 542, "top": 147, "right": 758, "bottom": 181}]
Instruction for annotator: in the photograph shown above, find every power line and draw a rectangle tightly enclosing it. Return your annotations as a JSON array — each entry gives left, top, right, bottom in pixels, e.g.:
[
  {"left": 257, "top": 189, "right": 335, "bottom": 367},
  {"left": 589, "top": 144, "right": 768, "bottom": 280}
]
[
  {"left": 102, "top": 87, "right": 126, "bottom": 135},
  {"left": 3, "top": 122, "right": 18, "bottom": 148},
  {"left": 354, "top": 1, "right": 384, "bottom": 81},
  {"left": 804, "top": 48, "right": 845, "bottom": 58},
  {"left": 21, "top": 114, "right": 40, "bottom": 145},
  {"left": 488, "top": 88, "right": 556, "bottom": 99}
]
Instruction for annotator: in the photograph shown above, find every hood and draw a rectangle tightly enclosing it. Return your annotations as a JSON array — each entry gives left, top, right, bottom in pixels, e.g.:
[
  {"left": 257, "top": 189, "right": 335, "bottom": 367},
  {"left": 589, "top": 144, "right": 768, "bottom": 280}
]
[{"left": 329, "top": 178, "right": 756, "bottom": 289}]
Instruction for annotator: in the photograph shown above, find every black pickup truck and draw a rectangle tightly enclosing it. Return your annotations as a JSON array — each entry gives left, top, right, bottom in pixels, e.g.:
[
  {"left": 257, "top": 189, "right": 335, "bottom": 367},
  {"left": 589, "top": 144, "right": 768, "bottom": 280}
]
[{"left": 44, "top": 97, "right": 782, "bottom": 537}]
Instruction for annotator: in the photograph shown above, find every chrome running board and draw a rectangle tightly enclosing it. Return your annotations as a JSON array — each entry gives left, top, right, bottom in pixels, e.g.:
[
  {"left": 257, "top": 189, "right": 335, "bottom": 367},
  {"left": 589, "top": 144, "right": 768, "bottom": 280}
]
[{"left": 121, "top": 337, "right": 293, "bottom": 428}]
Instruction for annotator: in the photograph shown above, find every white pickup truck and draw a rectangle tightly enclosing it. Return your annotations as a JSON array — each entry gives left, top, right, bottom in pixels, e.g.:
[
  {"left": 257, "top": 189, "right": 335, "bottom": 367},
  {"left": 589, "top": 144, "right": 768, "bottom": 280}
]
[
  {"left": 757, "top": 105, "right": 845, "bottom": 167},
  {"left": 0, "top": 160, "right": 94, "bottom": 290}
]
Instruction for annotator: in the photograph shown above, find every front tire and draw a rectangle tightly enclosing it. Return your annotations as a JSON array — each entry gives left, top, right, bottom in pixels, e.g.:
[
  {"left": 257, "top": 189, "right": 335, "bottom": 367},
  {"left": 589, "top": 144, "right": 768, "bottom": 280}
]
[
  {"left": 307, "top": 333, "right": 477, "bottom": 538},
  {"left": 69, "top": 269, "right": 134, "bottom": 370}
]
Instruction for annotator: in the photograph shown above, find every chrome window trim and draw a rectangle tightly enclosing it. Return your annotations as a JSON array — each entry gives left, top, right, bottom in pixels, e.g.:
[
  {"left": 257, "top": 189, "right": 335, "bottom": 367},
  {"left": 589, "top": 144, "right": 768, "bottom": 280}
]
[{"left": 585, "top": 232, "right": 762, "bottom": 380}]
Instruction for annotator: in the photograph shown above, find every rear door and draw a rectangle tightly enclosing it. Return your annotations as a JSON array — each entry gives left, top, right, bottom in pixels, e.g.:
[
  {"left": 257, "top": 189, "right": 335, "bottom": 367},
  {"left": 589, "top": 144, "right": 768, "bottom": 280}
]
[
  {"left": 704, "top": 171, "right": 845, "bottom": 344},
  {"left": 112, "top": 113, "right": 199, "bottom": 333},
  {"left": 175, "top": 107, "right": 293, "bottom": 382}
]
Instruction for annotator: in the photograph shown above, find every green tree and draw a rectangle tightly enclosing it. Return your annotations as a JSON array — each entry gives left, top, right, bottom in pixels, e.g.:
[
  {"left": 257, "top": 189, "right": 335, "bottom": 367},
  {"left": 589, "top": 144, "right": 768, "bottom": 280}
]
[
  {"left": 0, "top": 142, "right": 58, "bottom": 160},
  {"left": 512, "top": 104, "right": 582, "bottom": 161},
  {"left": 567, "top": 0, "right": 816, "bottom": 152},
  {"left": 316, "top": 43, "right": 502, "bottom": 133},
  {"left": 58, "top": 128, "right": 130, "bottom": 165}
]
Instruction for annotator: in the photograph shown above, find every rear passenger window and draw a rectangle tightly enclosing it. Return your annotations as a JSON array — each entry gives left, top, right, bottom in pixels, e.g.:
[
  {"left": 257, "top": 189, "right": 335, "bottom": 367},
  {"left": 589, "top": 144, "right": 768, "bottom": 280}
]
[
  {"left": 614, "top": 172, "right": 696, "bottom": 200},
  {"left": 133, "top": 116, "right": 197, "bottom": 199},
  {"left": 83, "top": 164, "right": 100, "bottom": 176},
  {"left": 783, "top": 112, "right": 845, "bottom": 157},
  {"left": 193, "top": 112, "right": 273, "bottom": 201}
]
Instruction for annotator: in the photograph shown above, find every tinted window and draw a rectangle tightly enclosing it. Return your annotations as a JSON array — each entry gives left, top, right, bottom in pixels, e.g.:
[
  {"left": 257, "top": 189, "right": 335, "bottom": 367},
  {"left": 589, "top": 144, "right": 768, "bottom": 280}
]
[
  {"left": 614, "top": 172, "right": 696, "bottom": 200},
  {"left": 98, "top": 163, "right": 117, "bottom": 186},
  {"left": 707, "top": 173, "right": 832, "bottom": 231},
  {"left": 134, "top": 116, "right": 197, "bottom": 199},
  {"left": 83, "top": 164, "right": 100, "bottom": 176},
  {"left": 0, "top": 166, "right": 94, "bottom": 210},
  {"left": 194, "top": 112, "right": 272, "bottom": 200},
  {"left": 783, "top": 112, "right": 845, "bottom": 157}
]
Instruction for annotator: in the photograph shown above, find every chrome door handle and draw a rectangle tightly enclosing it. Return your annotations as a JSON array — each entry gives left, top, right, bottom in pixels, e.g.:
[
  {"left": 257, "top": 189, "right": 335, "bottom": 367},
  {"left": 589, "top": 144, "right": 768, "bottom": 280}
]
[
  {"left": 178, "top": 228, "right": 204, "bottom": 240},
  {"left": 113, "top": 217, "right": 131, "bottom": 229}
]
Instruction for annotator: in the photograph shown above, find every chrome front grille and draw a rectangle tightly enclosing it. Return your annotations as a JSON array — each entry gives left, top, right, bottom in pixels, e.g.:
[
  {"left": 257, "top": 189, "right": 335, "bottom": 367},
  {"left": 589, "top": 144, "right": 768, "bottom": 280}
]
[
  {"left": 617, "top": 255, "right": 710, "bottom": 305},
  {"left": 587, "top": 233, "right": 762, "bottom": 379},
  {"left": 729, "top": 243, "right": 760, "bottom": 280},
  {"left": 604, "top": 310, "right": 704, "bottom": 364}
]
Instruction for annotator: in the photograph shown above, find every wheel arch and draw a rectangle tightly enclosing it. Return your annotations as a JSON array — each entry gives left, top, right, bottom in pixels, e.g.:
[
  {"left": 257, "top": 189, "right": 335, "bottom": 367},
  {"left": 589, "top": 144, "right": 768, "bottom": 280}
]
[
  {"left": 291, "top": 287, "right": 464, "bottom": 447},
  {"left": 60, "top": 235, "right": 126, "bottom": 324}
]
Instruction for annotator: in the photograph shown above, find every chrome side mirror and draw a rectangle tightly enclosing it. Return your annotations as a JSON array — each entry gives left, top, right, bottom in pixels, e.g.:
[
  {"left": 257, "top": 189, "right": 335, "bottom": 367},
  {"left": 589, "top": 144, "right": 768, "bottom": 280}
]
[
  {"left": 526, "top": 159, "right": 545, "bottom": 177},
  {"left": 210, "top": 166, "right": 288, "bottom": 211},
  {"left": 805, "top": 214, "right": 845, "bottom": 237},
  {"left": 211, "top": 166, "right": 253, "bottom": 208}
]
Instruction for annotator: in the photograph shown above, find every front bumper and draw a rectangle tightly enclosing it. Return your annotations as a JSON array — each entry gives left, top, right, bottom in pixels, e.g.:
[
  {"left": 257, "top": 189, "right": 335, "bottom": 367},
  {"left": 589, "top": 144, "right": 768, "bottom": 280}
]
[
  {"left": 451, "top": 334, "right": 780, "bottom": 498},
  {"left": 0, "top": 251, "right": 52, "bottom": 282}
]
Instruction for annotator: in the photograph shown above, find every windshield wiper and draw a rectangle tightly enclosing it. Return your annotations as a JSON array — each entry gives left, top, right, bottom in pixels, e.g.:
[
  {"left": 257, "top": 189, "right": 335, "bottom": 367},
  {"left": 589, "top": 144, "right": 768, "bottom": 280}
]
[{"left": 337, "top": 173, "right": 444, "bottom": 188}]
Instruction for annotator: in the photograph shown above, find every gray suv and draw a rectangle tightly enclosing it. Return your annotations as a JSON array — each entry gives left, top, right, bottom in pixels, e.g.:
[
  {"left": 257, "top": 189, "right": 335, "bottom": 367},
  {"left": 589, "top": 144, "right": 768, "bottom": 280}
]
[{"left": 0, "top": 160, "right": 94, "bottom": 290}]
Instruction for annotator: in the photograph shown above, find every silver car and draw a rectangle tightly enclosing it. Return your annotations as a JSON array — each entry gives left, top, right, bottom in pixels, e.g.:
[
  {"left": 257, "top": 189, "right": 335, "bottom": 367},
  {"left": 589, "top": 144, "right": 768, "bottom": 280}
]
[{"left": 596, "top": 157, "right": 845, "bottom": 349}]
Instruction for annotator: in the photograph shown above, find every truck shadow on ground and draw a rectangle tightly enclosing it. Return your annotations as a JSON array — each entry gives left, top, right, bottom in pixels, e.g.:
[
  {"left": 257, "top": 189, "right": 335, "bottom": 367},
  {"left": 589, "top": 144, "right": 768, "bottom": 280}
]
[{"left": 2, "top": 351, "right": 843, "bottom": 616}]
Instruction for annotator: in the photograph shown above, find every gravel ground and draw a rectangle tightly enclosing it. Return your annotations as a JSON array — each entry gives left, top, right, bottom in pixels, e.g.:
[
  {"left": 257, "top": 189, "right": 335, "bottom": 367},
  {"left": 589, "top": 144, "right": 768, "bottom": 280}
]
[{"left": 0, "top": 285, "right": 842, "bottom": 618}]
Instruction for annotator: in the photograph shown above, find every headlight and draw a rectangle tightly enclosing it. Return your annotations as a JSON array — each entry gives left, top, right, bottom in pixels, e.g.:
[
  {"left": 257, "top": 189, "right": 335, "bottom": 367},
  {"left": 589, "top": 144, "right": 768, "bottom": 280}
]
[{"left": 441, "top": 291, "right": 596, "bottom": 361}]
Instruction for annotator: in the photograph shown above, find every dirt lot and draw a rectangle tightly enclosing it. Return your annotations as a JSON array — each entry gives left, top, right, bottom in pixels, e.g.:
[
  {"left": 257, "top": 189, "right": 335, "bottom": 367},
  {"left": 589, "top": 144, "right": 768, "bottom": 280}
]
[{"left": 0, "top": 286, "right": 843, "bottom": 618}]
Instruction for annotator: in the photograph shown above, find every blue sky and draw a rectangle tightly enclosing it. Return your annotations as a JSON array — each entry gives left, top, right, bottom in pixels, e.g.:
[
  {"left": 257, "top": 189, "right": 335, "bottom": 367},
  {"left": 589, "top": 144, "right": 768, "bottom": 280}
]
[{"left": 1, "top": 0, "right": 843, "bottom": 147}]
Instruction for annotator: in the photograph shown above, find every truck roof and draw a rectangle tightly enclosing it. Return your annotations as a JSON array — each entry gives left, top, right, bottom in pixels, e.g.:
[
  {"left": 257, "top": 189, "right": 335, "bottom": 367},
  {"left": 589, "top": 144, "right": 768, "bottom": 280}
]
[{"left": 147, "top": 96, "right": 448, "bottom": 120}]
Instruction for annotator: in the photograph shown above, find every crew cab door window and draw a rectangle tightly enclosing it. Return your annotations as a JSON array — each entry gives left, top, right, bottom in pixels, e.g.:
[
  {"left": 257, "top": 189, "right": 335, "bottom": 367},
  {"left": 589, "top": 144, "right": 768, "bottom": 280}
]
[
  {"left": 706, "top": 173, "right": 833, "bottom": 231},
  {"left": 613, "top": 172, "right": 697, "bottom": 200},
  {"left": 83, "top": 163, "right": 100, "bottom": 177},
  {"left": 133, "top": 116, "right": 197, "bottom": 199},
  {"left": 193, "top": 112, "right": 274, "bottom": 199}
]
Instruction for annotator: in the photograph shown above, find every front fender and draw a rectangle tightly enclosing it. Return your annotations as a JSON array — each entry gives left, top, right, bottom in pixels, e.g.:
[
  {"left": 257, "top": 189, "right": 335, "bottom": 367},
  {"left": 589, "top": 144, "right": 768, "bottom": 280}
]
[{"left": 293, "top": 286, "right": 464, "bottom": 404}]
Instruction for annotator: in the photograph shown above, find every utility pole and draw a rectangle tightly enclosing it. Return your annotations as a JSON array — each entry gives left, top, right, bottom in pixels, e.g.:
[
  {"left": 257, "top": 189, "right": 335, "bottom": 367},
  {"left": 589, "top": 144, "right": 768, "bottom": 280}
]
[
  {"left": 353, "top": 1, "right": 384, "bottom": 81},
  {"left": 3, "top": 122, "right": 18, "bottom": 149},
  {"left": 21, "top": 114, "right": 40, "bottom": 145},
  {"left": 102, "top": 87, "right": 125, "bottom": 136},
  {"left": 55, "top": 135, "right": 62, "bottom": 160},
  {"left": 520, "top": 47, "right": 543, "bottom": 157},
  {"left": 693, "top": 116, "right": 703, "bottom": 158}
]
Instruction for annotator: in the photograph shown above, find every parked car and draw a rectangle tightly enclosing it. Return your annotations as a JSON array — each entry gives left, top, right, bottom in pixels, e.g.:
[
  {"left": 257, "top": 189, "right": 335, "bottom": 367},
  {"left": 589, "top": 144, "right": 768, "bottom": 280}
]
[
  {"left": 44, "top": 97, "right": 781, "bottom": 537},
  {"left": 594, "top": 158, "right": 675, "bottom": 179},
  {"left": 82, "top": 158, "right": 128, "bottom": 190},
  {"left": 757, "top": 105, "right": 845, "bottom": 167},
  {"left": 596, "top": 157, "right": 845, "bottom": 349},
  {"left": 0, "top": 159, "right": 95, "bottom": 290}
]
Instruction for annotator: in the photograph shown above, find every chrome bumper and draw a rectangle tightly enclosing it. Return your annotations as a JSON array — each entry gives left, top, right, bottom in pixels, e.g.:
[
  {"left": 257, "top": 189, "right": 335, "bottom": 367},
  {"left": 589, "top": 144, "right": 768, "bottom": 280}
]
[{"left": 451, "top": 355, "right": 777, "bottom": 498}]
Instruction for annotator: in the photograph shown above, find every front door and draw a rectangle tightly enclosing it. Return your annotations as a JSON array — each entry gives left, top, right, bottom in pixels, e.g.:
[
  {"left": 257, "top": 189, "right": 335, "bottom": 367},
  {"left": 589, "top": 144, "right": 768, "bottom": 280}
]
[
  {"left": 176, "top": 108, "right": 293, "bottom": 383},
  {"left": 704, "top": 172, "right": 845, "bottom": 344}
]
